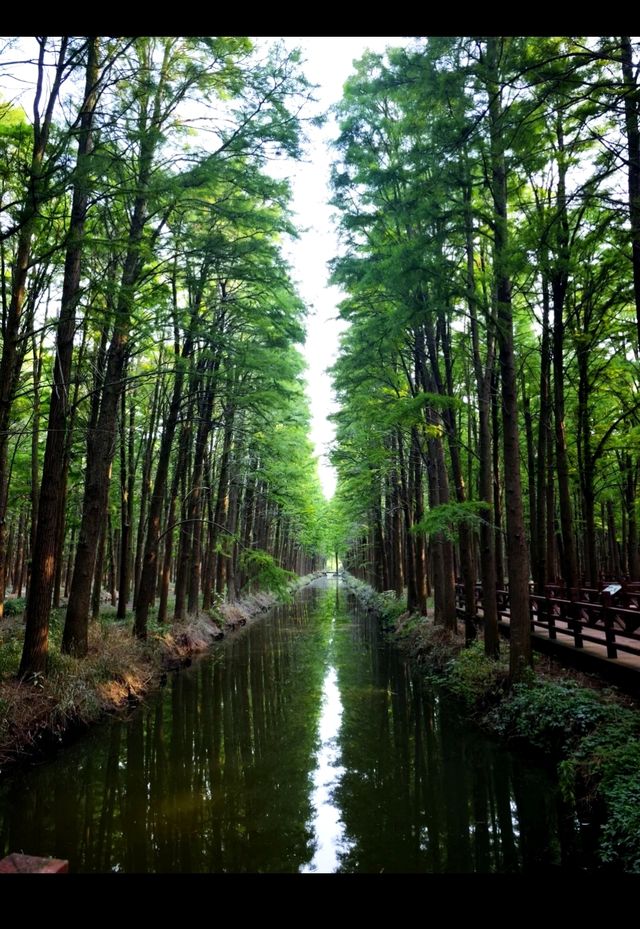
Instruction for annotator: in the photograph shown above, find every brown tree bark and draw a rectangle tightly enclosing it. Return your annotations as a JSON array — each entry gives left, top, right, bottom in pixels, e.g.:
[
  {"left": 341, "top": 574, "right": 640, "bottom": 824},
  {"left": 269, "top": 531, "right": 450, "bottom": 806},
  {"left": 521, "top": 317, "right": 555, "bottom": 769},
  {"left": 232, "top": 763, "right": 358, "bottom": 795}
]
[
  {"left": 467, "top": 180, "right": 499, "bottom": 656},
  {"left": 63, "top": 216, "right": 149, "bottom": 654},
  {"left": 157, "top": 419, "right": 190, "bottom": 625},
  {"left": 397, "top": 428, "right": 418, "bottom": 613},
  {"left": 212, "top": 409, "right": 235, "bottom": 598},
  {"left": 186, "top": 370, "right": 219, "bottom": 614},
  {"left": 28, "top": 327, "right": 46, "bottom": 596},
  {"left": 535, "top": 274, "right": 552, "bottom": 593},
  {"left": 411, "top": 428, "right": 427, "bottom": 613},
  {"left": 390, "top": 437, "right": 404, "bottom": 597},
  {"left": 117, "top": 393, "right": 135, "bottom": 618},
  {"left": 491, "top": 369, "right": 505, "bottom": 589},
  {"left": 91, "top": 501, "right": 108, "bottom": 620},
  {"left": 132, "top": 371, "right": 162, "bottom": 607},
  {"left": 487, "top": 36, "right": 532, "bottom": 679},
  {"left": 63, "top": 39, "right": 175, "bottom": 656},
  {"left": 551, "top": 113, "right": 580, "bottom": 592},
  {"left": 19, "top": 39, "right": 98, "bottom": 676},
  {"left": 422, "top": 303, "right": 475, "bottom": 637},
  {"left": 2, "top": 39, "right": 70, "bottom": 627},
  {"left": 621, "top": 37, "right": 640, "bottom": 354},
  {"left": 625, "top": 454, "right": 640, "bottom": 579}
]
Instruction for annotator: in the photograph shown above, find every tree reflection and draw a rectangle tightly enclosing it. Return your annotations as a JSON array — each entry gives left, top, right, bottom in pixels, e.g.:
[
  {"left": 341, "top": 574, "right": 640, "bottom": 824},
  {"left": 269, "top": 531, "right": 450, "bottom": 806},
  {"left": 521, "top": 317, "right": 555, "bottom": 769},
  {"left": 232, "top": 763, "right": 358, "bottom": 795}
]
[{"left": 0, "top": 581, "right": 590, "bottom": 872}]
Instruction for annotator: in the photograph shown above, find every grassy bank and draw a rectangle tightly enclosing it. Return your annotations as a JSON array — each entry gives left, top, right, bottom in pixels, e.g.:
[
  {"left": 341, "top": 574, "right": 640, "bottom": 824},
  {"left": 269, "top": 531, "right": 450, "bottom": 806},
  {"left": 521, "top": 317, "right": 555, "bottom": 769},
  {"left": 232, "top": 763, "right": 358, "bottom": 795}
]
[
  {"left": 343, "top": 574, "right": 640, "bottom": 873},
  {"left": 0, "top": 573, "right": 321, "bottom": 770}
]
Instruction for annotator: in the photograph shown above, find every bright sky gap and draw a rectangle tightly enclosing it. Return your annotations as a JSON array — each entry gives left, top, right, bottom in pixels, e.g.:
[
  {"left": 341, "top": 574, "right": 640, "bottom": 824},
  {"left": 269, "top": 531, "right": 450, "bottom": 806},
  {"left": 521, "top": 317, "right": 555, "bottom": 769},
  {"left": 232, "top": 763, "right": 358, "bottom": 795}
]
[{"left": 259, "top": 37, "right": 411, "bottom": 498}]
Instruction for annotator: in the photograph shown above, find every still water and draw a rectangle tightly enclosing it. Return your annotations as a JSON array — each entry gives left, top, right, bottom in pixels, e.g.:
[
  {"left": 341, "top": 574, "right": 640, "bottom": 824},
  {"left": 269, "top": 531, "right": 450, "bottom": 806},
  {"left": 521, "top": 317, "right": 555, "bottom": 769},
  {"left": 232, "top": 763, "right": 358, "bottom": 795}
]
[{"left": 0, "top": 578, "right": 591, "bottom": 872}]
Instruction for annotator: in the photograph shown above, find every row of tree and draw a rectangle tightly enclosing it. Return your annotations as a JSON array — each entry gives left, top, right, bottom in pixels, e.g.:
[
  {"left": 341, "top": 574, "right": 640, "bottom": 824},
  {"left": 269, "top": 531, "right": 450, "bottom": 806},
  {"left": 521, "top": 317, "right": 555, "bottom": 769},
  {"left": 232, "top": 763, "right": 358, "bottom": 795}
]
[
  {"left": 327, "top": 37, "right": 640, "bottom": 678},
  {"left": 0, "top": 37, "right": 326, "bottom": 679}
]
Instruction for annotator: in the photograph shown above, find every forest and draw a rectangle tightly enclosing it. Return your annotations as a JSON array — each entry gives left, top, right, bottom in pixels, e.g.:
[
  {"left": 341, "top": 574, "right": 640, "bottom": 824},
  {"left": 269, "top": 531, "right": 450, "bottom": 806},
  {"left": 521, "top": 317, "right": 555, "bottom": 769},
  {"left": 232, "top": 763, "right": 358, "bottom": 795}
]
[
  {"left": 2, "top": 34, "right": 640, "bottom": 876},
  {"left": 0, "top": 36, "right": 639, "bottom": 705},
  {"left": 0, "top": 37, "right": 326, "bottom": 682},
  {"left": 328, "top": 36, "right": 640, "bottom": 680}
]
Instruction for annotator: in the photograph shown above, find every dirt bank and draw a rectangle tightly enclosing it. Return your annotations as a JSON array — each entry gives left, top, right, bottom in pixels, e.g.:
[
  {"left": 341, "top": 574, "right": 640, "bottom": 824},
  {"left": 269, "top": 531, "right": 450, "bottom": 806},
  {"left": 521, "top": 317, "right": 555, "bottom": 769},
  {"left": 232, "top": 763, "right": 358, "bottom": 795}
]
[{"left": 0, "top": 575, "right": 320, "bottom": 770}]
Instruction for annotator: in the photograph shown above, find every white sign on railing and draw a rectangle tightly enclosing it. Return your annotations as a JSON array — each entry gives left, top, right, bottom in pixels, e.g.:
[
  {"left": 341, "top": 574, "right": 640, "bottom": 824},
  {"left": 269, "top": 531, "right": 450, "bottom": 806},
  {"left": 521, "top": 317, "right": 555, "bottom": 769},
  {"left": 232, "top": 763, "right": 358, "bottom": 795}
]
[{"left": 603, "top": 584, "right": 622, "bottom": 595}]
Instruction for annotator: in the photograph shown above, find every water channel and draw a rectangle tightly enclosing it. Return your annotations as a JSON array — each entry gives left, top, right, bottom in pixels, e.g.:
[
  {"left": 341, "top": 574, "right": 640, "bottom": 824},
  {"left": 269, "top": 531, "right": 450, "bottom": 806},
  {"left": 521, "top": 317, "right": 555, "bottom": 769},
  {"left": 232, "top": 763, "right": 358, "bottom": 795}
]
[{"left": 0, "top": 578, "right": 593, "bottom": 872}]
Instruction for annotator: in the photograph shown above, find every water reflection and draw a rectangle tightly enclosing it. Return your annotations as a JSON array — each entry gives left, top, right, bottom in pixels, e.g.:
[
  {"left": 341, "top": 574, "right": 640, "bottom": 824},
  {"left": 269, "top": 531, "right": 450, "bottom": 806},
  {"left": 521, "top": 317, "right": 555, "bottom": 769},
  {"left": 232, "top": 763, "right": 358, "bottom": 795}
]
[
  {"left": 302, "top": 588, "right": 350, "bottom": 873},
  {"left": 0, "top": 580, "right": 593, "bottom": 872}
]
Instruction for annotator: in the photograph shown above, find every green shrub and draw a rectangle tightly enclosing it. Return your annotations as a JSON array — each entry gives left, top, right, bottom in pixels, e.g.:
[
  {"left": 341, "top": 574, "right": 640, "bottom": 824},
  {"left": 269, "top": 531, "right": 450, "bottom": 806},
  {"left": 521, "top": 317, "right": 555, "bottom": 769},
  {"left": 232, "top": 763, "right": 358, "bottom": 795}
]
[
  {"left": 598, "top": 771, "right": 640, "bottom": 872},
  {"left": 0, "top": 638, "right": 22, "bottom": 678},
  {"left": 240, "top": 549, "right": 295, "bottom": 601},
  {"left": 445, "top": 640, "right": 509, "bottom": 709},
  {"left": 492, "top": 680, "right": 608, "bottom": 754},
  {"left": 3, "top": 597, "right": 25, "bottom": 616},
  {"left": 380, "top": 594, "right": 411, "bottom": 629},
  {"left": 558, "top": 707, "right": 640, "bottom": 872},
  {"left": 393, "top": 612, "right": 421, "bottom": 637}
]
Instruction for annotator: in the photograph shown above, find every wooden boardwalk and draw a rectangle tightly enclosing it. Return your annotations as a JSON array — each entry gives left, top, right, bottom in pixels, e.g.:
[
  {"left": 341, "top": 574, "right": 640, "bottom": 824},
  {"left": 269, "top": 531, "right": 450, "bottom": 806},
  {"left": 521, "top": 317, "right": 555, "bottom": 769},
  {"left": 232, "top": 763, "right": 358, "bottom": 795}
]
[{"left": 455, "top": 582, "right": 640, "bottom": 692}]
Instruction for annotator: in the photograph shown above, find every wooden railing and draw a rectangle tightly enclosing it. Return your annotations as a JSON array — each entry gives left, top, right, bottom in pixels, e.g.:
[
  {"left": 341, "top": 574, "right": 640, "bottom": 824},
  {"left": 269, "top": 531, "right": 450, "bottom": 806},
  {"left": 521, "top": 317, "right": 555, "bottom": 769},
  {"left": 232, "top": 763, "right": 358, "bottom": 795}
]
[{"left": 455, "top": 581, "right": 640, "bottom": 662}]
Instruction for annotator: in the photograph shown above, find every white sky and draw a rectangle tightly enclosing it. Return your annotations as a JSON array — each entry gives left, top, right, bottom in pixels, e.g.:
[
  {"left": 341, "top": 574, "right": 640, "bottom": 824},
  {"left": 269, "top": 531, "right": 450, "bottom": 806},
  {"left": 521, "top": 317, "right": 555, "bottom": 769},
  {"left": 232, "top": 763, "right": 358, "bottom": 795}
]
[{"left": 260, "top": 37, "right": 410, "bottom": 498}]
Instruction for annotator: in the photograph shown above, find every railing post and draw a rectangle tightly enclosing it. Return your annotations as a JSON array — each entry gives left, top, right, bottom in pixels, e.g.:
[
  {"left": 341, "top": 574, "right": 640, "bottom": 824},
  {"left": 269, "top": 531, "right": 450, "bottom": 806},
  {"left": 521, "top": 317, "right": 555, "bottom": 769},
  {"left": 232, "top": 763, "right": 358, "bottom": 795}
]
[
  {"left": 602, "top": 590, "right": 617, "bottom": 660},
  {"left": 529, "top": 586, "right": 535, "bottom": 633},
  {"left": 546, "top": 588, "right": 556, "bottom": 640},
  {"left": 570, "top": 588, "right": 583, "bottom": 648}
]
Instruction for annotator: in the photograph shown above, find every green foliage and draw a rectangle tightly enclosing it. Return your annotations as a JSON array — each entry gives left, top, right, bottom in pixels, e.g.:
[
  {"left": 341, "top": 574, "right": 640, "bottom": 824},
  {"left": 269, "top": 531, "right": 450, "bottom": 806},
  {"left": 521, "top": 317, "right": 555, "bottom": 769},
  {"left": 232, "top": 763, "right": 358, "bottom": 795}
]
[
  {"left": 597, "top": 766, "right": 640, "bottom": 872},
  {"left": 377, "top": 590, "right": 410, "bottom": 628},
  {"left": 240, "top": 549, "right": 296, "bottom": 600},
  {"left": 558, "top": 705, "right": 640, "bottom": 871},
  {"left": 492, "top": 680, "right": 609, "bottom": 754},
  {"left": 411, "top": 501, "right": 492, "bottom": 541},
  {"left": 2, "top": 598, "right": 26, "bottom": 617},
  {"left": 445, "top": 641, "right": 509, "bottom": 709},
  {"left": 0, "top": 638, "right": 22, "bottom": 678}
]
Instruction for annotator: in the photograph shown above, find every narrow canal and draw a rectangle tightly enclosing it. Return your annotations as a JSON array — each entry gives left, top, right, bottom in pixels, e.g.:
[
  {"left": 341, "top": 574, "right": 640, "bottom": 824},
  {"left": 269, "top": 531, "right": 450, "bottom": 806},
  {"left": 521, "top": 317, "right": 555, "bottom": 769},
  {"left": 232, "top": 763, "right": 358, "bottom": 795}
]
[{"left": 0, "top": 578, "right": 592, "bottom": 872}]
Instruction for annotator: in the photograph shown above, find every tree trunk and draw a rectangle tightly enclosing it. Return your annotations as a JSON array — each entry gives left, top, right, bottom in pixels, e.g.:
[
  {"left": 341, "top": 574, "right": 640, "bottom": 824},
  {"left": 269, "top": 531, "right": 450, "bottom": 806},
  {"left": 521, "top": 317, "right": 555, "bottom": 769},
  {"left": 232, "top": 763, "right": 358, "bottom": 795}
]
[
  {"left": 28, "top": 327, "right": 45, "bottom": 597},
  {"left": 63, "top": 222, "right": 148, "bottom": 654},
  {"left": 172, "top": 437, "right": 193, "bottom": 621},
  {"left": 626, "top": 455, "right": 640, "bottom": 579},
  {"left": 535, "top": 273, "right": 552, "bottom": 593},
  {"left": 491, "top": 369, "right": 505, "bottom": 589},
  {"left": 397, "top": 429, "right": 418, "bottom": 613},
  {"left": 225, "top": 474, "right": 241, "bottom": 602},
  {"left": 212, "top": 410, "right": 235, "bottom": 598},
  {"left": 62, "top": 41, "right": 171, "bottom": 655},
  {"left": 186, "top": 372, "right": 218, "bottom": 615},
  {"left": 390, "top": 440, "right": 404, "bottom": 597},
  {"left": 607, "top": 500, "right": 622, "bottom": 579},
  {"left": 551, "top": 113, "right": 580, "bottom": 592},
  {"left": 487, "top": 36, "right": 531, "bottom": 679},
  {"left": 91, "top": 507, "right": 107, "bottom": 620},
  {"left": 0, "top": 39, "right": 70, "bottom": 627},
  {"left": 157, "top": 421, "right": 190, "bottom": 625},
  {"left": 621, "top": 37, "right": 640, "bottom": 354},
  {"left": 522, "top": 370, "right": 537, "bottom": 580},
  {"left": 467, "top": 180, "right": 499, "bottom": 656},
  {"left": 117, "top": 388, "right": 135, "bottom": 618},
  {"left": 411, "top": 428, "right": 427, "bottom": 613},
  {"left": 134, "top": 330, "right": 196, "bottom": 635},
  {"left": 19, "top": 39, "right": 98, "bottom": 675},
  {"left": 107, "top": 509, "right": 117, "bottom": 607},
  {"left": 132, "top": 371, "right": 161, "bottom": 607},
  {"left": 422, "top": 303, "right": 476, "bottom": 638}
]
